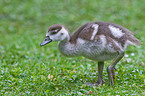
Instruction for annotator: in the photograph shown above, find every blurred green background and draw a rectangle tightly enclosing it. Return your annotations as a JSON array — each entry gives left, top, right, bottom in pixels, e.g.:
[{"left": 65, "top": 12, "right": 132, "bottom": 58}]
[{"left": 0, "top": 0, "right": 145, "bottom": 95}]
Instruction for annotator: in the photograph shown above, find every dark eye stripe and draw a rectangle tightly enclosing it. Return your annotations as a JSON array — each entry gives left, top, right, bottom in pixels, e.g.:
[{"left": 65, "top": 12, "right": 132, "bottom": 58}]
[
  {"left": 51, "top": 31, "right": 57, "bottom": 35},
  {"left": 49, "top": 30, "right": 58, "bottom": 35}
]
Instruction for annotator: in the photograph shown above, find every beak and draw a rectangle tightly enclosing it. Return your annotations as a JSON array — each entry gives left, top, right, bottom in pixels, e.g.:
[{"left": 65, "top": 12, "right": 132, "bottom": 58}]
[{"left": 40, "top": 36, "right": 52, "bottom": 46}]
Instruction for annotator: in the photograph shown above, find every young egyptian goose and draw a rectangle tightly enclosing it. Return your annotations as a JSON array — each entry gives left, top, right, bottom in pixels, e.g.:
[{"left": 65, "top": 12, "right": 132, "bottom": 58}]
[{"left": 40, "top": 21, "right": 141, "bottom": 85}]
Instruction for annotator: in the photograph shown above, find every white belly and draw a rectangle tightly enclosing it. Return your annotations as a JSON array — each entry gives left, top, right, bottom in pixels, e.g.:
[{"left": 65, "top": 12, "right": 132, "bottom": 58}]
[
  {"left": 77, "top": 38, "right": 118, "bottom": 61},
  {"left": 82, "top": 52, "right": 117, "bottom": 61},
  {"left": 58, "top": 37, "right": 119, "bottom": 61}
]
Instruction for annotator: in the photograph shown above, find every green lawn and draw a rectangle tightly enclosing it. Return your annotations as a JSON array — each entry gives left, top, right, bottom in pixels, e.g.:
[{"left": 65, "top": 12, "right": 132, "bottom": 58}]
[{"left": 0, "top": 0, "right": 145, "bottom": 95}]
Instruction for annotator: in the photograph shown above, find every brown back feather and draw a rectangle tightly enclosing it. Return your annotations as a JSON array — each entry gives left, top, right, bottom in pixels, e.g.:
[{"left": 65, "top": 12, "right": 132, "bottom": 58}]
[
  {"left": 70, "top": 21, "right": 141, "bottom": 45},
  {"left": 69, "top": 23, "right": 90, "bottom": 43}
]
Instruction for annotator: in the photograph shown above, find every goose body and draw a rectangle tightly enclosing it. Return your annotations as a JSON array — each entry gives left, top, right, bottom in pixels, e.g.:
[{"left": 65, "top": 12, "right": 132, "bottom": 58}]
[
  {"left": 40, "top": 21, "right": 141, "bottom": 85},
  {"left": 58, "top": 36, "right": 118, "bottom": 61}
]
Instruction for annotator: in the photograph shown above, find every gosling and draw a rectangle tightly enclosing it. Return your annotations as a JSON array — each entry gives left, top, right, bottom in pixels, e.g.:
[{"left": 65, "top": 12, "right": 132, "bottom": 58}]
[{"left": 40, "top": 21, "right": 141, "bottom": 85}]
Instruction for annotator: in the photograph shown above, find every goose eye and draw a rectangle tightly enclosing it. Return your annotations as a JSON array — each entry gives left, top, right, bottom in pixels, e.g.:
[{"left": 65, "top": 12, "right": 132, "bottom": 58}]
[
  {"left": 52, "top": 32, "right": 57, "bottom": 35},
  {"left": 50, "top": 31, "right": 57, "bottom": 35}
]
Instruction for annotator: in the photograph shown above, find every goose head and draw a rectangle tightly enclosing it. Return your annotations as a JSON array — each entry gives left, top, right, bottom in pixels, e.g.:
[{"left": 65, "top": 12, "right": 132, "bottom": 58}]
[{"left": 40, "top": 24, "right": 70, "bottom": 46}]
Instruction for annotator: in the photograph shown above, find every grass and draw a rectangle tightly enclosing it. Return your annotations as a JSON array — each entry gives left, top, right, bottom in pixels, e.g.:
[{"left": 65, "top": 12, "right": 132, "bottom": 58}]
[{"left": 0, "top": 0, "right": 145, "bottom": 95}]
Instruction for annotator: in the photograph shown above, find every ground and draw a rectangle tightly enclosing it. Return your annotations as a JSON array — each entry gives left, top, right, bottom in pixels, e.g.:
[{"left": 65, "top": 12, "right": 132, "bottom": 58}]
[{"left": 0, "top": 0, "right": 145, "bottom": 95}]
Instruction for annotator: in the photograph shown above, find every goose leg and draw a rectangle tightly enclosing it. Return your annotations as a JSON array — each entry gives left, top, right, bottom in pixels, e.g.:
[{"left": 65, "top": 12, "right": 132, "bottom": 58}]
[
  {"left": 107, "top": 51, "right": 125, "bottom": 85},
  {"left": 96, "top": 61, "right": 105, "bottom": 85}
]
